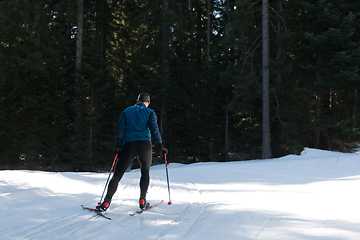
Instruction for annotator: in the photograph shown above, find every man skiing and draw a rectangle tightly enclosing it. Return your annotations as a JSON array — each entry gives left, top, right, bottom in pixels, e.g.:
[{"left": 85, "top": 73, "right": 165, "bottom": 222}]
[{"left": 96, "top": 93, "right": 168, "bottom": 212}]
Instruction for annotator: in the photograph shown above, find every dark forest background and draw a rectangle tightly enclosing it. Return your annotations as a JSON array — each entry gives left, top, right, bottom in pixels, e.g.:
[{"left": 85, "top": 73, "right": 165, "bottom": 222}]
[{"left": 1, "top": 0, "right": 360, "bottom": 171}]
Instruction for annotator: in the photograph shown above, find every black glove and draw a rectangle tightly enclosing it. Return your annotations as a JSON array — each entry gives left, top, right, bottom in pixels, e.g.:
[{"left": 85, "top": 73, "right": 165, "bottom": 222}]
[
  {"left": 158, "top": 142, "right": 168, "bottom": 155},
  {"left": 114, "top": 142, "right": 122, "bottom": 155}
]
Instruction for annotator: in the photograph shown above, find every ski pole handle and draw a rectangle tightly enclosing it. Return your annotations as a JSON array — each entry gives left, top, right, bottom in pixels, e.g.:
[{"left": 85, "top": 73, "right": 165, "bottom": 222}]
[{"left": 111, "top": 153, "right": 118, "bottom": 170}]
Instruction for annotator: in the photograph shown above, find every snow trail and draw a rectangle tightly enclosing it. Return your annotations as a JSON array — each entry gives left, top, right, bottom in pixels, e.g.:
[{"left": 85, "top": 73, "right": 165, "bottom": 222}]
[{"left": 1, "top": 148, "right": 360, "bottom": 239}]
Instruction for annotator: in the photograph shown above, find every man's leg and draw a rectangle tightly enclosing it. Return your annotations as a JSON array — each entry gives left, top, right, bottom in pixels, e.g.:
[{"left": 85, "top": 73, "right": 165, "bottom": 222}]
[
  {"left": 105, "top": 142, "right": 136, "bottom": 200},
  {"left": 137, "top": 141, "right": 152, "bottom": 199}
]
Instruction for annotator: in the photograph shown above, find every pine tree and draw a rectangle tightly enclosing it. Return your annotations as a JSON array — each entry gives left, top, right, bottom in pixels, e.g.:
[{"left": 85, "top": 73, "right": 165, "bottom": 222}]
[{"left": 282, "top": 0, "right": 360, "bottom": 150}]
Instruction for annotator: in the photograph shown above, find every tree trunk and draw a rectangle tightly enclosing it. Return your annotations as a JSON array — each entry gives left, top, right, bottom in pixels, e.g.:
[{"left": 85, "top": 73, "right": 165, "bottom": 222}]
[
  {"left": 273, "top": 1, "right": 282, "bottom": 157},
  {"left": 75, "top": 0, "right": 84, "bottom": 147},
  {"left": 207, "top": 0, "right": 211, "bottom": 71},
  {"left": 225, "top": 93, "right": 229, "bottom": 161},
  {"left": 161, "top": 0, "right": 170, "bottom": 147},
  {"left": 89, "top": 87, "right": 93, "bottom": 157},
  {"left": 353, "top": 87, "right": 358, "bottom": 129},
  {"left": 195, "top": 0, "right": 202, "bottom": 160},
  {"left": 27, "top": 3, "right": 41, "bottom": 170},
  {"left": 207, "top": 0, "right": 212, "bottom": 161},
  {"left": 315, "top": 54, "right": 322, "bottom": 148},
  {"left": 250, "top": 5, "right": 256, "bottom": 120},
  {"left": 225, "top": 0, "right": 230, "bottom": 36},
  {"left": 225, "top": 0, "right": 230, "bottom": 162},
  {"left": 26, "top": 116, "right": 38, "bottom": 170},
  {"left": 262, "top": 0, "right": 272, "bottom": 158}
]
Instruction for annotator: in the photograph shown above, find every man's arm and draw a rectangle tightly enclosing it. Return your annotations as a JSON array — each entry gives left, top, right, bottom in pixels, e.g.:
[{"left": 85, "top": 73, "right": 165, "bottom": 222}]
[
  {"left": 116, "top": 111, "right": 126, "bottom": 143},
  {"left": 148, "top": 110, "right": 162, "bottom": 144}
]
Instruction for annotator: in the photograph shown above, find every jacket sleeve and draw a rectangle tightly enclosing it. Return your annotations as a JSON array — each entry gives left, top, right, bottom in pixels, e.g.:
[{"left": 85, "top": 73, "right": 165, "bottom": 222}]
[
  {"left": 148, "top": 110, "right": 162, "bottom": 144},
  {"left": 115, "top": 111, "right": 126, "bottom": 143}
]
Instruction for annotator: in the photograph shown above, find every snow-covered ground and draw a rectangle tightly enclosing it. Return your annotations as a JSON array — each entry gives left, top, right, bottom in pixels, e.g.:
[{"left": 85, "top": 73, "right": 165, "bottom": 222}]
[{"left": 1, "top": 148, "right": 360, "bottom": 240}]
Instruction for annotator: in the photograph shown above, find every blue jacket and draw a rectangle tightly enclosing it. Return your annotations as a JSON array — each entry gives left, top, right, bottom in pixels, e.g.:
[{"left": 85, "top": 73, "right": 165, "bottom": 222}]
[{"left": 116, "top": 103, "right": 162, "bottom": 144}]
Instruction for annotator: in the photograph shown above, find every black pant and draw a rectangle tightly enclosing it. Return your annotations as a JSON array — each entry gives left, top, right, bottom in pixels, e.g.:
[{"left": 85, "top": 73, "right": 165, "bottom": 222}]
[{"left": 105, "top": 141, "right": 152, "bottom": 201}]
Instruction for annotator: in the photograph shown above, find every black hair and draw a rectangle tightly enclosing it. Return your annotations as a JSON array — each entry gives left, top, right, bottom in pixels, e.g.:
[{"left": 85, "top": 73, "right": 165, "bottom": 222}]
[{"left": 137, "top": 93, "right": 150, "bottom": 102}]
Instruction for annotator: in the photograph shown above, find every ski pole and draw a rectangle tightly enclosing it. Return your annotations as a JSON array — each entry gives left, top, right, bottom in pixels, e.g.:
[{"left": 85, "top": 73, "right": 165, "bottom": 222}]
[
  {"left": 164, "top": 152, "right": 172, "bottom": 205},
  {"left": 98, "top": 153, "right": 118, "bottom": 206}
]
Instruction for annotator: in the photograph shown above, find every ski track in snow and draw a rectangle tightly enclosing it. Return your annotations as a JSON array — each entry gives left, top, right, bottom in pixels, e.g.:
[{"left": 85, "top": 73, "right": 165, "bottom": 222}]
[
  {"left": 155, "top": 171, "right": 206, "bottom": 240},
  {"left": 20, "top": 214, "right": 92, "bottom": 239}
]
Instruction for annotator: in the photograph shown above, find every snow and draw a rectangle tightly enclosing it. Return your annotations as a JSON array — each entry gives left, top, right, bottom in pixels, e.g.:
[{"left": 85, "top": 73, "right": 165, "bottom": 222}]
[{"left": 1, "top": 147, "right": 360, "bottom": 239}]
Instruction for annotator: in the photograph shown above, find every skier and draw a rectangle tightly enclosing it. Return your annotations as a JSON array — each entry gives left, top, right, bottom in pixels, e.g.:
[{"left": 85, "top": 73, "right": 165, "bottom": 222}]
[{"left": 96, "top": 93, "right": 168, "bottom": 212}]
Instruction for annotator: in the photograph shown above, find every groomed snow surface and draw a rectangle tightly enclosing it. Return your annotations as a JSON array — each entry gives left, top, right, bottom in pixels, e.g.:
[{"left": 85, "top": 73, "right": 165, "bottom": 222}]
[{"left": 1, "top": 148, "right": 360, "bottom": 240}]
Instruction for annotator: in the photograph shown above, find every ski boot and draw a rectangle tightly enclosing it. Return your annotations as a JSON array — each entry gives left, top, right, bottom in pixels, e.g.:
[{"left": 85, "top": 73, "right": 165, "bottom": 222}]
[
  {"left": 139, "top": 197, "right": 150, "bottom": 210},
  {"left": 96, "top": 197, "right": 111, "bottom": 212}
]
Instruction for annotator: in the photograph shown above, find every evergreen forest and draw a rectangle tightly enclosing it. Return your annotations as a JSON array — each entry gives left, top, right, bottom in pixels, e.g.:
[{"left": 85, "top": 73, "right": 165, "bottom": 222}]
[{"left": 1, "top": 0, "right": 360, "bottom": 171}]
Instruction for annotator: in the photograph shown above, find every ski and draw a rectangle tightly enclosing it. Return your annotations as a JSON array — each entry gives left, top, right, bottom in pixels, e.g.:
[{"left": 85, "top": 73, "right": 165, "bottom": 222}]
[
  {"left": 81, "top": 205, "right": 111, "bottom": 220},
  {"left": 129, "top": 200, "right": 164, "bottom": 216}
]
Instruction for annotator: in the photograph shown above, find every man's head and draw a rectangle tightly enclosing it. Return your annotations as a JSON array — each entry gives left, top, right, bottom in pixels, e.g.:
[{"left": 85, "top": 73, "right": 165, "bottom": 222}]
[{"left": 137, "top": 93, "right": 150, "bottom": 106}]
